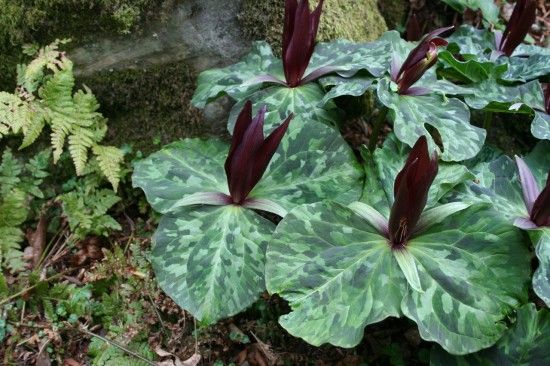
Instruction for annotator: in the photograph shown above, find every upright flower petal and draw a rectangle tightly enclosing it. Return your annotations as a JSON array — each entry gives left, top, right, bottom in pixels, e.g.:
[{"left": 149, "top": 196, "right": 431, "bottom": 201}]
[
  {"left": 531, "top": 171, "right": 550, "bottom": 227},
  {"left": 282, "top": 0, "right": 324, "bottom": 87},
  {"left": 389, "top": 136, "right": 438, "bottom": 248},
  {"left": 515, "top": 155, "right": 540, "bottom": 214},
  {"left": 225, "top": 103, "right": 292, "bottom": 204},
  {"left": 406, "top": 14, "right": 422, "bottom": 42},
  {"left": 498, "top": 0, "right": 537, "bottom": 56},
  {"left": 225, "top": 101, "right": 253, "bottom": 182}
]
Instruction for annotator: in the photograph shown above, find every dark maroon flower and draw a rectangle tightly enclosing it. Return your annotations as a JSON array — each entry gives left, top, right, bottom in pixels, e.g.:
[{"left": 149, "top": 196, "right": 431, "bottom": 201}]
[
  {"left": 391, "top": 26, "right": 454, "bottom": 95},
  {"left": 225, "top": 101, "right": 293, "bottom": 204},
  {"left": 283, "top": 0, "right": 324, "bottom": 87},
  {"left": 515, "top": 156, "right": 550, "bottom": 228},
  {"left": 495, "top": 0, "right": 536, "bottom": 57},
  {"left": 388, "top": 136, "right": 438, "bottom": 248}
]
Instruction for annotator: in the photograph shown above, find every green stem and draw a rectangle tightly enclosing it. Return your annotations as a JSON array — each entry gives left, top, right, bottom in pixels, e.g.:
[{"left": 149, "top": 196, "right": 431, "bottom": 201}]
[
  {"left": 0, "top": 270, "right": 69, "bottom": 306},
  {"left": 483, "top": 111, "right": 493, "bottom": 131},
  {"left": 369, "top": 107, "right": 389, "bottom": 152}
]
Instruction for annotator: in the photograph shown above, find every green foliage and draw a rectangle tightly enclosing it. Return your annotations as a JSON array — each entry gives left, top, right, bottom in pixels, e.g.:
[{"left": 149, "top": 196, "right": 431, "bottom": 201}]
[
  {"left": 0, "top": 148, "right": 49, "bottom": 272},
  {"left": 88, "top": 337, "right": 155, "bottom": 366},
  {"left": 58, "top": 175, "right": 122, "bottom": 241},
  {"left": 42, "top": 284, "right": 93, "bottom": 324},
  {"left": 0, "top": 40, "right": 124, "bottom": 190},
  {"left": 440, "top": 0, "right": 500, "bottom": 25}
]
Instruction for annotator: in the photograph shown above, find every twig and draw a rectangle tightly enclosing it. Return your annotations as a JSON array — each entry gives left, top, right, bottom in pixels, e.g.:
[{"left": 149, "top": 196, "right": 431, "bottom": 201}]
[
  {"left": 78, "top": 326, "right": 157, "bottom": 366},
  {"left": 0, "top": 269, "right": 72, "bottom": 306}
]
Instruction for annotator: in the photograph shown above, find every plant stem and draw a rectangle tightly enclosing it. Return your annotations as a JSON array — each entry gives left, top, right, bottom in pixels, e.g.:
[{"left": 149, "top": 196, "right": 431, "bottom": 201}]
[
  {"left": 78, "top": 326, "right": 157, "bottom": 366},
  {"left": 483, "top": 111, "right": 493, "bottom": 130},
  {"left": 0, "top": 271, "right": 68, "bottom": 306},
  {"left": 369, "top": 107, "right": 389, "bottom": 152}
]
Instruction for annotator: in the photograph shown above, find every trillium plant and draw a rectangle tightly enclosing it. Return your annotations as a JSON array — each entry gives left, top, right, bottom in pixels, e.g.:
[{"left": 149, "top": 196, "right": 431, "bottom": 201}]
[
  {"left": 266, "top": 135, "right": 529, "bottom": 354},
  {"left": 133, "top": 102, "right": 363, "bottom": 323},
  {"left": 134, "top": 0, "right": 550, "bottom": 362}
]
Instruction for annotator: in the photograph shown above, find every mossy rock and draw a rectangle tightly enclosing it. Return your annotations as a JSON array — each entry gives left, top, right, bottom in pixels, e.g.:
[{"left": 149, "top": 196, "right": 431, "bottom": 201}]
[
  {"left": 377, "top": 0, "right": 409, "bottom": 30},
  {"left": 239, "top": 0, "right": 388, "bottom": 55},
  {"left": 79, "top": 61, "right": 227, "bottom": 153},
  {"left": 0, "top": 0, "right": 176, "bottom": 90}
]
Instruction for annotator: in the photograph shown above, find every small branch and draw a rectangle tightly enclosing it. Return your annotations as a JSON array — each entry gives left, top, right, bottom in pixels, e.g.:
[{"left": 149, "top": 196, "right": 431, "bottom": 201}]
[
  {"left": 78, "top": 326, "right": 156, "bottom": 366},
  {"left": 368, "top": 107, "right": 389, "bottom": 152},
  {"left": 0, "top": 270, "right": 69, "bottom": 306}
]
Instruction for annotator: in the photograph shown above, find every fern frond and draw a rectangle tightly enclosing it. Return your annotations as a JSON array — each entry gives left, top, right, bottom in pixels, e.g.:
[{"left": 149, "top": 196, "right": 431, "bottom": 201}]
[
  {"left": 19, "top": 40, "right": 68, "bottom": 93},
  {"left": 92, "top": 145, "right": 124, "bottom": 191},
  {"left": 19, "top": 111, "right": 46, "bottom": 149},
  {"left": 0, "top": 92, "right": 30, "bottom": 138},
  {"left": 68, "top": 127, "right": 95, "bottom": 175},
  {"left": 0, "top": 149, "right": 23, "bottom": 194},
  {"left": 0, "top": 189, "right": 28, "bottom": 272},
  {"left": 50, "top": 116, "right": 71, "bottom": 163}
]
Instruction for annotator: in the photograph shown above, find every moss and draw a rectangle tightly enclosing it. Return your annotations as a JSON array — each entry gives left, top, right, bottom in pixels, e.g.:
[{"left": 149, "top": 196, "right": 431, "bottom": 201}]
[
  {"left": 0, "top": 0, "right": 176, "bottom": 89},
  {"left": 79, "top": 61, "right": 226, "bottom": 153},
  {"left": 377, "top": 0, "right": 409, "bottom": 30},
  {"left": 239, "top": 0, "right": 388, "bottom": 55}
]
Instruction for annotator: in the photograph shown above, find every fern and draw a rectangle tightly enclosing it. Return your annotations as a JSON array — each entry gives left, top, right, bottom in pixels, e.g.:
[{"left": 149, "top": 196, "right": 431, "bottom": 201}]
[
  {"left": 58, "top": 177, "right": 121, "bottom": 241},
  {"left": 0, "top": 41, "right": 124, "bottom": 190},
  {"left": 0, "top": 148, "right": 49, "bottom": 272}
]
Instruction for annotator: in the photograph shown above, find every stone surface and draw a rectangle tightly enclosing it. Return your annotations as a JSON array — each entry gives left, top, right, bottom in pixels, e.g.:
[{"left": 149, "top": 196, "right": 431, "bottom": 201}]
[{"left": 0, "top": 0, "right": 390, "bottom": 151}]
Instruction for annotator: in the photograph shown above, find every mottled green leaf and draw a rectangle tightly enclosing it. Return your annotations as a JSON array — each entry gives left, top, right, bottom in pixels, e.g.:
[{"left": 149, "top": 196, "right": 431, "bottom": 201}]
[
  {"left": 307, "top": 39, "right": 391, "bottom": 78},
  {"left": 533, "top": 111, "right": 550, "bottom": 141},
  {"left": 445, "top": 25, "right": 495, "bottom": 57},
  {"left": 377, "top": 79, "right": 486, "bottom": 161},
  {"left": 503, "top": 54, "right": 550, "bottom": 82},
  {"left": 531, "top": 229, "right": 550, "bottom": 307},
  {"left": 152, "top": 205, "right": 274, "bottom": 323},
  {"left": 319, "top": 74, "right": 375, "bottom": 104},
  {"left": 267, "top": 202, "right": 530, "bottom": 354},
  {"left": 132, "top": 138, "right": 228, "bottom": 214},
  {"left": 133, "top": 121, "right": 363, "bottom": 215},
  {"left": 251, "top": 117, "right": 363, "bottom": 208},
  {"left": 452, "top": 141, "right": 550, "bottom": 222},
  {"left": 227, "top": 83, "right": 341, "bottom": 132},
  {"left": 464, "top": 79, "right": 544, "bottom": 112},
  {"left": 191, "top": 42, "right": 279, "bottom": 108},
  {"left": 360, "top": 135, "right": 474, "bottom": 217},
  {"left": 266, "top": 201, "right": 405, "bottom": 348},
  {"left": 402, "top": 205, "right": 529, "bottom": 354},
  {"left": 431, "top": 303, "right": 550, "bottom": 365}
]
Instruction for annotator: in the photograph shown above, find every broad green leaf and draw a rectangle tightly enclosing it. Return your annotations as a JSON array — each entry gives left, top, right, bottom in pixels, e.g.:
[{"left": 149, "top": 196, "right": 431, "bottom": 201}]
[
  {"left": 133, "top": 121, "right": 363, "bottom": 216},
  {"left": 377, "top": 79, "right": 486, "bottom": 161},
  {"left": 227, "top": 83, "right": 341, "bottom": 132},
  {"left": 132, "top": 138, "right": 228, "bottom": 214},
  {"left": 360, "top": 135, "right": 474, "bottom": 217},
  {"left": 251, "top": 117, "right": 363, "bottom": 208},
  {"left": 438, "top": 50, "right": 507, "bottom": 84},
  {"left": 191, "top": 41, "right": 279, "bottom": 108},
  {"left": 319, "top": 74, "right": 375, "bottom": 105},
  {"left": 533, "top": 111, "right": 550, "bottom": 141},
  {"left": 307, "top": 39, "right": 391, "bottom": 78},
  {"left": 402, "top": 205, "right": 529, "bottom": 355},
  {"left": 152, "top": 205, "right": 275, "bottom": 323},
  {"left": 452, "top": 141, "right": 550, "bottom": 222},
  {"left": 531, "top": 229, "right": 550, "bottom": 307},
  {"left": 267, "top": 202, "right": 530, "bottom": 353},
  {"left": 503, "top": 54, "right": 550, "bottom": 82},
  {"left": 431, "top": 303, "right": 550, "bottom": 365},
  {"left": 266, "top": 201, "right": 405, "bottom": 348},
  {"left": 445, "top": 25, "right": 495, "bottom": 57},
  {"left": 440, "top": 0, "right": 500, "bottom": 25},
  {"left": 464, "top": 79, "right": 545, "bottom": 111}
]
